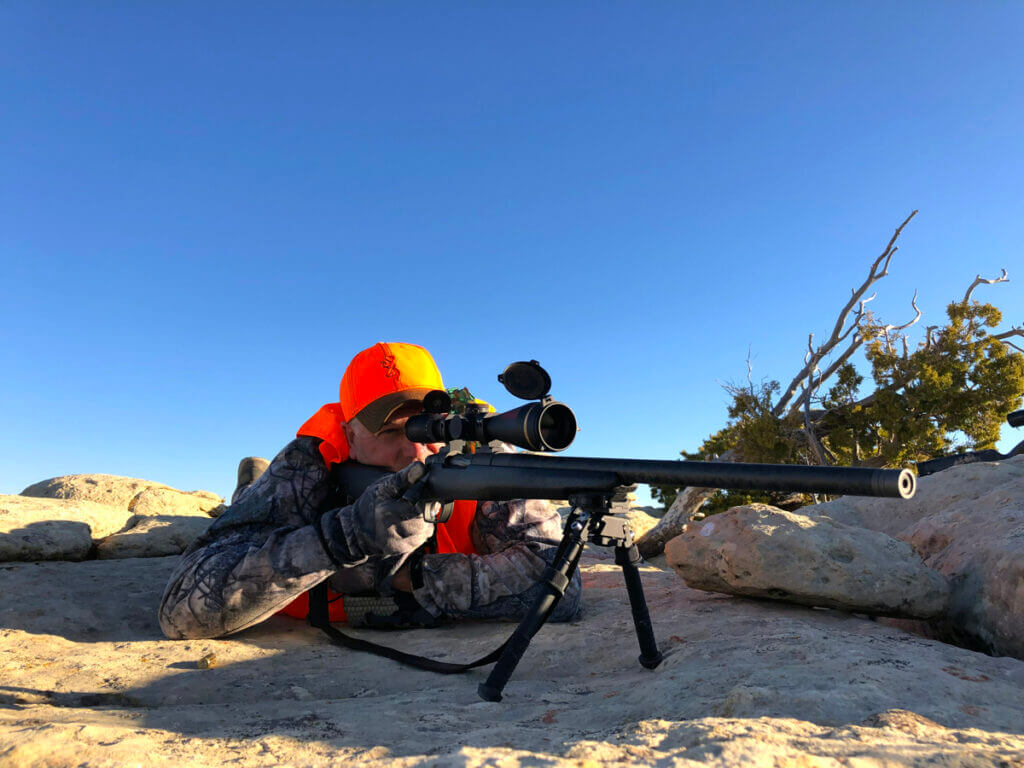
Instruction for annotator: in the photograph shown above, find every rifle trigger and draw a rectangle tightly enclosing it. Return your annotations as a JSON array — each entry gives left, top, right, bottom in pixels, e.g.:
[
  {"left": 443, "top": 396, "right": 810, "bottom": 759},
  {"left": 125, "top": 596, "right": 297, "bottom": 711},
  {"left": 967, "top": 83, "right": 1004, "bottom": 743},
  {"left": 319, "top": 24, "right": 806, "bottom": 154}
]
[{"left": 435, "top": 501, "right": 455, "bottom": 524}]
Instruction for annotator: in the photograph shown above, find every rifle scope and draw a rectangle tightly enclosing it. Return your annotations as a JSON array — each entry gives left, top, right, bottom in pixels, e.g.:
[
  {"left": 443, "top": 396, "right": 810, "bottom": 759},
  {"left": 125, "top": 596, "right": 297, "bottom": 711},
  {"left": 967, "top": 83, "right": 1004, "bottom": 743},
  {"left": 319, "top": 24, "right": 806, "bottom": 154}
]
[
  {"left": 404, "top": 360, "right": 577, "bottom": 453},
  {"left": 406, "top": 400, "right": 577, "bottom": 453}
]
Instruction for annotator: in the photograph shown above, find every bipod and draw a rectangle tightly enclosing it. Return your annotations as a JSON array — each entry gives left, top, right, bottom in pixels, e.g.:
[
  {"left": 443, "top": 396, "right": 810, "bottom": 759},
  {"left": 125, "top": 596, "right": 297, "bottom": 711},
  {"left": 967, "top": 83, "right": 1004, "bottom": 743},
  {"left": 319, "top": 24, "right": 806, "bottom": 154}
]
[{"left": 477, "top": 491, "right": 664, "bottom": 702}]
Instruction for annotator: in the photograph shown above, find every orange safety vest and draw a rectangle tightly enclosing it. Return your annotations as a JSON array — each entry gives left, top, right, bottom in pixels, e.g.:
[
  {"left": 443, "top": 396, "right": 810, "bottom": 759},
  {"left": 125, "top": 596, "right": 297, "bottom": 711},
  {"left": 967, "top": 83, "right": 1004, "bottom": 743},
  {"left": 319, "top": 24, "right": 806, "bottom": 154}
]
[{"left": 279, "top": 403, "right": 479, "bottom": 623}]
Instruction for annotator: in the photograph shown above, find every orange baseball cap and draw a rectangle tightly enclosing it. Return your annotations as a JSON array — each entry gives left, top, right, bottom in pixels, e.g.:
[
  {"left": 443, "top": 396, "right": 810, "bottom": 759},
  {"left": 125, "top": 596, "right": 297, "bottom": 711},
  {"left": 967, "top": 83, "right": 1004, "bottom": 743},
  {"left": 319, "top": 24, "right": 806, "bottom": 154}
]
[{"left": 340, "top": 342, "right": 444, "bottom": 433}]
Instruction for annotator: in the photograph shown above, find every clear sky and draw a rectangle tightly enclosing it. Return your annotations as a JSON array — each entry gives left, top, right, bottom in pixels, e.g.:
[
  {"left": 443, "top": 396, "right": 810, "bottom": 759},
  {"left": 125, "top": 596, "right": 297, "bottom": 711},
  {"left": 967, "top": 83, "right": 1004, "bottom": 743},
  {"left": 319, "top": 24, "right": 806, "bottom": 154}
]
[{"left": 2, "top": 2, "right": 1022, "bottom": 505}]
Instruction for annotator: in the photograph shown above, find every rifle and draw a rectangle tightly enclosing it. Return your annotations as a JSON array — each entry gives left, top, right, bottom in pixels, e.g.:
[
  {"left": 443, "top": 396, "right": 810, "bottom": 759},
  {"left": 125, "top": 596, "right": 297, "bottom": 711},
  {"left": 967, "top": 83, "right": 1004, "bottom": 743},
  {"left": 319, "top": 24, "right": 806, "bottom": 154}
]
[
  {"left": 916, "top": 409, "right": 1024, "bottom": 476},
  {"left": 335, "top": 361, "right": 916, "bottom": 701}
]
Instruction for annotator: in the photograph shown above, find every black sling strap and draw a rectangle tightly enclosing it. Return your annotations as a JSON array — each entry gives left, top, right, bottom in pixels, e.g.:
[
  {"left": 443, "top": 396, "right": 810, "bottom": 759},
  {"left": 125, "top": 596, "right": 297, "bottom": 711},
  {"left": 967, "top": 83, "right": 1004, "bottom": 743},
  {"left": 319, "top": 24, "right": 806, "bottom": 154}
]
[
  {"left": 306, "top": 566, "right": 571, "bottom": 674},
  {"left": 307, "top": 581, "right": 511, "bottom": 674}
]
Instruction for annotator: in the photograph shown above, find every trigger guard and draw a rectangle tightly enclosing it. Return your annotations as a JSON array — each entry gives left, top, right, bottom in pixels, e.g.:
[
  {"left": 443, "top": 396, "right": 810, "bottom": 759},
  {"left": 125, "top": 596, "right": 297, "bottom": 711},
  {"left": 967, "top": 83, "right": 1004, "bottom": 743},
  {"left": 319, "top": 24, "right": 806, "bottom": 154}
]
[{"left": 424, "top": 501, "right": 455, "bottom": 524}]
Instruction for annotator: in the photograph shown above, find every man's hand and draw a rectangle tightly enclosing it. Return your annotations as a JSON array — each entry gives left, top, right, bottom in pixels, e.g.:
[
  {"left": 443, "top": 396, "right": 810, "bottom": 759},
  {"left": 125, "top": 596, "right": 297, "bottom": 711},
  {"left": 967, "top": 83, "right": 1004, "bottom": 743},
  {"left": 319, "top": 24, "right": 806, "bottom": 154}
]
[{"left": 319, "top": 461, "right": 437, "bottom": 564}]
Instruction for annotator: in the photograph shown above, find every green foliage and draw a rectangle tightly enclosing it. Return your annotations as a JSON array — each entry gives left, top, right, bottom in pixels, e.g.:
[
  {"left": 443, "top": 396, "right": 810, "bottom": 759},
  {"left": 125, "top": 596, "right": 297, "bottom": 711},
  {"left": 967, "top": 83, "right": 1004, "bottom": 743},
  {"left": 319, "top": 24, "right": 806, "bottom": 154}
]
[{"left": 656, "top": 297, "right": 1024, "bottom": 513}]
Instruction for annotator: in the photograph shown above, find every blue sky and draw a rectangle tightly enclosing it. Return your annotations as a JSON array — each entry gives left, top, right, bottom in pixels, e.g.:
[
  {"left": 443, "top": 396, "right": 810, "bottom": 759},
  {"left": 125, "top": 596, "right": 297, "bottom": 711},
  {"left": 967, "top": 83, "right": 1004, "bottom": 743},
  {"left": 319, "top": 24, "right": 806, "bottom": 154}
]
[{"left": 2, "top": 2, "right": 1023, "bottom": 505}]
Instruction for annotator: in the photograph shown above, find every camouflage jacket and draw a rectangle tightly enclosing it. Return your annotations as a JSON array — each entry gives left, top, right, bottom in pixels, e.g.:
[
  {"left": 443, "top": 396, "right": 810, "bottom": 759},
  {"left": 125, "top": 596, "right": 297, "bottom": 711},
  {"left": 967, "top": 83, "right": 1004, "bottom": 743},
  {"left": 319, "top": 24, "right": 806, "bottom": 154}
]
[{"left": 158, "top": 436, "right": 582, "bottom": 639}]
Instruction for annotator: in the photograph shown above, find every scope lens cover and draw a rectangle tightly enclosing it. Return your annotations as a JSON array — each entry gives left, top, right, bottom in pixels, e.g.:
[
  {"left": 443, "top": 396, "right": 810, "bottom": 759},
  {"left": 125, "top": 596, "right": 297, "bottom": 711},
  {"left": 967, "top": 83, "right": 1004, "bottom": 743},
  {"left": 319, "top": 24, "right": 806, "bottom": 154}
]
[{"left": 498, "top": 360, "right": 551, "bottom": 401}]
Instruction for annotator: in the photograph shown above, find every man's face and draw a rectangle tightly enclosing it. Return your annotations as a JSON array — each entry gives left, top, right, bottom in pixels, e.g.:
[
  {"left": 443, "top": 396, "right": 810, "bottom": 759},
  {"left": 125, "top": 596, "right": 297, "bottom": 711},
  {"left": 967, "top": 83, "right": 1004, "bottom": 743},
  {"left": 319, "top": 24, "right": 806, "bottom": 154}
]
[{"left": 343, "top": 403, "right": 443, "bottom": 472}]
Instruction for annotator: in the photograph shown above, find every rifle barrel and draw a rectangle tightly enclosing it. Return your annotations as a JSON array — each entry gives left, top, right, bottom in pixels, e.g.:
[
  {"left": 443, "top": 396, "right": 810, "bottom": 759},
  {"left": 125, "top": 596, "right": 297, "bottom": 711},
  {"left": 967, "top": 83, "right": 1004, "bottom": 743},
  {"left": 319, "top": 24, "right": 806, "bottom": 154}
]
[
  {"left": 336, "top": 453, "right": 916, "bottom": 502},
  {"left": 450, "top": 453, "right": 916, "bottom": 499}
]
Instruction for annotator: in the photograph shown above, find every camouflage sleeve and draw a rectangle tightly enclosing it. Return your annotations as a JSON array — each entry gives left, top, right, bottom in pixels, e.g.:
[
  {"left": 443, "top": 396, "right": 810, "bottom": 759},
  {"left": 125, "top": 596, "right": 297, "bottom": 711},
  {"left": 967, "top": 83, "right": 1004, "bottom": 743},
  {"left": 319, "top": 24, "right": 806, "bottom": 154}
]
[
  {"left": 158, "top": 437, "right": 341, "bottom": 639},
  {"left": 412, "top": 499, "right": 582, "bottom": 622}
]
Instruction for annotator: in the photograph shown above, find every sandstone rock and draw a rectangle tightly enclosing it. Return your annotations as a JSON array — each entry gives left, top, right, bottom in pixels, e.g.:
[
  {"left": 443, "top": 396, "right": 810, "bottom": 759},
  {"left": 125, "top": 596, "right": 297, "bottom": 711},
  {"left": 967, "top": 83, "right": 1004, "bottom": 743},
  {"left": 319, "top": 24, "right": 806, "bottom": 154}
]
[
  {"left": 900, "top": 493, "right": 1024, "bottom": 659},
  {"left": 10, "top": 476, "right": 226, "bottom": 561},
  {"left": 814, "top": 456, "right": 1024, "bottom": 659},
  {"left": 1, "top": 554, "right": 1022, "bottom": 766},
  {"left": 20, "top": 474, "right": 226, "bottom": 518},
  {"left": 95, "top": 514, "right": 214, "bottom": 559},
  {"left": 0, "top": 495, "right": 134, "bottom": 561},
  {"left": 20, "top": 474, "right": 174, "bottom": 510},
  {"left": 665, "top": 504, "right": 950, "bottom": 618},
  {"left": 812, "top": 455, "right": 1024, "bottom": 538},
  {"left": 92, "top": 486, "right": 222, "bottom": 558},
  {"left": 128, "top": 486, "right": 225, "bottom": 518}
]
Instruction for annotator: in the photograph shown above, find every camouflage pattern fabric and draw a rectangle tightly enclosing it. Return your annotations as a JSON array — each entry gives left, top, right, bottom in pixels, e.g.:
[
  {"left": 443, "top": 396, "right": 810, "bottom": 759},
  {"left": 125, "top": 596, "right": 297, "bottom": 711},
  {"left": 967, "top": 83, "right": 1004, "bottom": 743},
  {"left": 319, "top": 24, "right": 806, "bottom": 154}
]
[{"left": 158, "top": 436, "right": 581, "bottom": 639}]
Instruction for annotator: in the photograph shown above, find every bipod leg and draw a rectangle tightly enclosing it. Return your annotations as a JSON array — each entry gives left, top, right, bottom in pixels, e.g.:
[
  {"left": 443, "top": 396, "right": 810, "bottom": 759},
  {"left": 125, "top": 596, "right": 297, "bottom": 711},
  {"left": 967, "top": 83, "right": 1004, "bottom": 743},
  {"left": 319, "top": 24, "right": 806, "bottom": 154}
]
[
  {"left": 477, "top": 513, "right": 586, "bottom": 702},
  {"left": 615, "top": 544, "right": 663, "bottom": 669}
]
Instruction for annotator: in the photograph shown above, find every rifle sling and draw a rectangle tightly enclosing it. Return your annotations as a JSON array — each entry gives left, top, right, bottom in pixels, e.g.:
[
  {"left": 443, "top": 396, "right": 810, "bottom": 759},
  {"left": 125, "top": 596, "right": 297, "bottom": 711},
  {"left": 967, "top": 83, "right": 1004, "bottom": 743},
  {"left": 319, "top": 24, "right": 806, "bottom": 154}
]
[{"left": 307, "top": 581, "right": 516, "bottom": 674}]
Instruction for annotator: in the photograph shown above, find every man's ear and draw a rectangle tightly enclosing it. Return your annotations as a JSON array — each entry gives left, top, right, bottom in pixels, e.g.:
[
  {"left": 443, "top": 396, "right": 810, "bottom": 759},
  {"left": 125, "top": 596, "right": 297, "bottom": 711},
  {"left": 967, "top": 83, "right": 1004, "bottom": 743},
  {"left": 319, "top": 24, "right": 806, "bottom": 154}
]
[{"left": 340, "top": 420, "right": 357, "bottom": 459}]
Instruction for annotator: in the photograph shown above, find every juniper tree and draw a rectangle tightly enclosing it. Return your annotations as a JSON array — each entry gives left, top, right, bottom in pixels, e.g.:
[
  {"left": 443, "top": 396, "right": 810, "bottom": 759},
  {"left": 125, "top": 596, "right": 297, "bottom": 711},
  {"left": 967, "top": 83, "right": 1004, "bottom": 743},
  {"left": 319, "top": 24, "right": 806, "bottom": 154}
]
[{"left": 652, "top": 212, "right": 1024, "bottom": 514}]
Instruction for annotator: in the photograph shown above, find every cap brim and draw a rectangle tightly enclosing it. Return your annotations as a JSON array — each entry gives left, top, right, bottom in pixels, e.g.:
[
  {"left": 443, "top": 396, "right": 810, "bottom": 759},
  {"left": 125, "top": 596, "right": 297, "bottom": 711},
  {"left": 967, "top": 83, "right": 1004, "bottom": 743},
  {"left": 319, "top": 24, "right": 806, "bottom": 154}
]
[{"left": 354, "top": 389, "right": 436, "bottom": 434}]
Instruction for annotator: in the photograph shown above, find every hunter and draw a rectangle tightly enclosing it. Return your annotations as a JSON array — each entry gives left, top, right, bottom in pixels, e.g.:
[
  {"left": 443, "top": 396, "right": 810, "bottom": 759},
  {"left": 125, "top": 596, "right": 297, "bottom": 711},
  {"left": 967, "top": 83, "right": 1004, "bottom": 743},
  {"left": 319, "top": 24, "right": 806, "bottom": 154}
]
[{"left": 158, "top": 341, "right": 582, "bottom": 638}]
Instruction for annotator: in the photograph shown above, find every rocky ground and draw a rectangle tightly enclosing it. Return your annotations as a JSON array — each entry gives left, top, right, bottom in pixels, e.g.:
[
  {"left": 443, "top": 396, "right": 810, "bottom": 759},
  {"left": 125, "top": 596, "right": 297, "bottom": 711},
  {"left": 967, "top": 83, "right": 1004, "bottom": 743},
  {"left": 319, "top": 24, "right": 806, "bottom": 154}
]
[{"left": 2, "top": 467, "right": 1023, "bottom": 766}]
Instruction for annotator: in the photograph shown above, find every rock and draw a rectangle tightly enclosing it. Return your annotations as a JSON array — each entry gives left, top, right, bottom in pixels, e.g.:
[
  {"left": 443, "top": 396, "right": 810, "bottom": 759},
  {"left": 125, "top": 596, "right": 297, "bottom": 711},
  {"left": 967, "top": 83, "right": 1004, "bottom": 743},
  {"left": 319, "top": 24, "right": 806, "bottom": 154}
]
[
  {"left": 94, "top": 514, "right": 214, "bottom": 559},
  {"left": 813, "top": 456, "right": 1024, "bottom": 538},
  {"left": 20, "top": 474, "right": 175, "bottom": 510},
  {"left": 665, "top": 504, "right": 950, "bottom": 618},
  {"left": 814, "top": 456, "right": 1024, "bottom": 658},
  {"left": 1, "top": 554, "right": 1022, "bottom": 766},
  {"left": 0, "top": 495, "right": 134, "bottom": 561},
  {"left": 128, "top": 486, "right": 225, "bottom": 518},
  {"left": 90, "top": 487, "right": 224, "bottom": 559},
  {"left": 21, "top": 474, "right": 225, "bottom": 517},
  {"left": 8, "top": 476, "right": 226, "bottom": 561},
  {"left": 900, "top": 490, "right": 1024, "bottom": 659}
]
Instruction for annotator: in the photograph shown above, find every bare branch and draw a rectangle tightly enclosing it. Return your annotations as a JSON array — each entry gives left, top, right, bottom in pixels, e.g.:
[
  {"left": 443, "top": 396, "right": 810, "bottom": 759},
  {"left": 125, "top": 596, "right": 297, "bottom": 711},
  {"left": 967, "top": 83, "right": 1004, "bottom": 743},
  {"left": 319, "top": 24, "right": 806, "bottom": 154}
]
[
  {"left": 963, "top": 269, "right": 1009, "bottom": 304},
  {"left": 994, "top": 326, "right": 1024, "bottom": 354},
  {"left": 826, "top": 211, "right": 917, "bottom": 344},
  {"left": 882, "top": 327, "right": 895, "bottom": 354},
  {"left": 803, "top": 376, "right": 828, "bottom": 466},
  {"left": 993, "top": 326, "right": 1024, "bottom": 342},
  {"left": 771, "top": 211, "right": 916, "bottom": 417},
  {"left": 787, "top": 334, "right": 866, "bottom": 417},
  {"left": 880, "top": 291, "right": 922, "bottom": 334},
  {"left": 784, "top": 288, "right": 919, "bottom": 418},
  {"left": 774, "top": 296, "right": 871, "bottom": 416}
]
